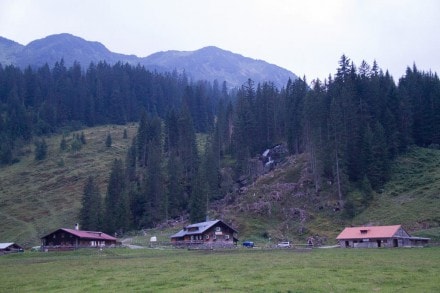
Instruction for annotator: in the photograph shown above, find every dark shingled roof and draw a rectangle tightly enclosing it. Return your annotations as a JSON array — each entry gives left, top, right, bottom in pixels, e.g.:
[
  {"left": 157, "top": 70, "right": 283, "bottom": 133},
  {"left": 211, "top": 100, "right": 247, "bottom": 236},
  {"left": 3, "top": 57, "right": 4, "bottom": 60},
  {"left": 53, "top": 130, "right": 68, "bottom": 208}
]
[{"left": 170, "top": 220, "right": 237, "bottom": 238}]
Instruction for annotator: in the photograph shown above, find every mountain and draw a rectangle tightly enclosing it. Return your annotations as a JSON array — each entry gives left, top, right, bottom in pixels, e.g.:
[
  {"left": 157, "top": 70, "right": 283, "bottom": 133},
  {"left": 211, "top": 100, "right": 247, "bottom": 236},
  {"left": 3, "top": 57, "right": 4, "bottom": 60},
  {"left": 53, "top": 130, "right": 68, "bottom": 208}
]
[
  {"left": 142, "top": 46, "right": 296, "bottom": 88},
  {"left": 0, "top": 36, "right": 23, "bottom": 65},
  {"left": 0, "top": 34, "right": 296, "bottom": 88},
  {"left": 15, "top": 33, "right": 139, "bottom": 69}
]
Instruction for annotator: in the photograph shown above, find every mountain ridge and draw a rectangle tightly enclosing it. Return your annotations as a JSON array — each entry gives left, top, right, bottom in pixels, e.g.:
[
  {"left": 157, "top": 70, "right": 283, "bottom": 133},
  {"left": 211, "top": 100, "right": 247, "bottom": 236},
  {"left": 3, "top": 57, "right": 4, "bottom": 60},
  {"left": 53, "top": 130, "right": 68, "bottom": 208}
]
[{"left": 0, "top": 33, "right": 296, "bottom": 88}]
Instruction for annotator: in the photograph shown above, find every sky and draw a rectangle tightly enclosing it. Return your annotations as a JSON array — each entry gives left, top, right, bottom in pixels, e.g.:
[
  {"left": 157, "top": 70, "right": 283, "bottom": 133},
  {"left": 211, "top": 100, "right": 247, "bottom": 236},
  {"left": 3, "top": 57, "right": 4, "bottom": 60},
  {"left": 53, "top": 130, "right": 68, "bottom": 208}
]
[{"left": 0, "top": 0, "right": 439, "bottom": 82}]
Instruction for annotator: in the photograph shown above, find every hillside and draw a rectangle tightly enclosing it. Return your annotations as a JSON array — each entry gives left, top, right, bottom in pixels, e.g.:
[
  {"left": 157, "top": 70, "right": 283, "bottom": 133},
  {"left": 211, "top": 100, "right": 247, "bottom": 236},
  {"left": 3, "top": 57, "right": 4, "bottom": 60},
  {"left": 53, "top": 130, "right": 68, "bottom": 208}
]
[
  {"left": 353, "top": 147, "right": 440, "bottom": 232},
  {"left": 2, "top": 123, "right": 439, "bottom": 247},
  {"left": 212, "top": 146, "right": 440, "bottom": 245},
  {"left": 0, "top": 125, "right": 137, "bottom": 247},
  {"left": 212, "top": 153, "right": 344, "bottom": 245}
]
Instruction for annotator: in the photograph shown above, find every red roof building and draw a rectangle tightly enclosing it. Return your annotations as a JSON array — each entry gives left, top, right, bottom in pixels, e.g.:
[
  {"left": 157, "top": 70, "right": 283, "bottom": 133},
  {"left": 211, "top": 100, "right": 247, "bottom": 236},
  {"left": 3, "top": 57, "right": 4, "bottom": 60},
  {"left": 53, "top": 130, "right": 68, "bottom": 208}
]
[
  {"left": 41, "top": 228, "right": 117, "bottom": 251},
  {"left": 336, "top": 225, "right": 430, "bottom": 248}
]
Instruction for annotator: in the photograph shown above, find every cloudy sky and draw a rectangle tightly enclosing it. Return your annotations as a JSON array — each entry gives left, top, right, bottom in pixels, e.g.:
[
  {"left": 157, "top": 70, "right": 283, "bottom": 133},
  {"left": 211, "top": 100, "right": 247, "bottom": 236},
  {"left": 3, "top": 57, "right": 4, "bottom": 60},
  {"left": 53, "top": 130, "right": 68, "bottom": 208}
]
[{"left": 0, "top": 0, "right": 439, "bottom": 81}]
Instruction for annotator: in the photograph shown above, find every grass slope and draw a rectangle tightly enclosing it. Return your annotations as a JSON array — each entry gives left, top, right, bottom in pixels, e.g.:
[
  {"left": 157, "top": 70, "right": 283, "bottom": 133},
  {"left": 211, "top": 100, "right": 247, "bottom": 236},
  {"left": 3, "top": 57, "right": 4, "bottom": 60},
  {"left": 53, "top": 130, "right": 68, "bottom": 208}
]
[
  {"left": 0, "top": 124, "right": 137, "bottom": 247},
  {"left": 353, "top": 147, "right": 440, "bottom": 235},
  {"left": 1, "top": 247, "right": 439, "bottom": 292}
]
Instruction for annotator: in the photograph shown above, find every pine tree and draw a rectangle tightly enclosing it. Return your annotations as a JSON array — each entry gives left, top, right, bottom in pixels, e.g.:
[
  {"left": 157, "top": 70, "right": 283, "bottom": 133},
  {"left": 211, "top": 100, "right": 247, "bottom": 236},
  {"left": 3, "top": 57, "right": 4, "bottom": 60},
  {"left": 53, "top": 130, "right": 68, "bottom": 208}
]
[
  {"left": 367, "top": 122, "right": 390, "bottom": 190},
  {"left": 80, "top": 131, "right": 86, "bottom": 144},
  {"left": 166, "top": 153, "right": 185, "bottom": 218},
  {"left": 105, "top": 133, "right": 112, "bottom": 147},
  {"left": 60, "top": 135, "right": 67, "bottom": 151},
  {"left": 80, "top": 176, "right": 102, "bottom": 231},
  {"left": 34, "top": 138, "right": 48, "bottom": 161},
  {"left": 190, "top": 166, "right": 207, "bottom": 223},
  {"left": 285, "top": 78, "right": 307, "bottom": 154},
  {"left": 177, "top": 105, "right": 199, "bottom": 196},
  {"left": 232, "top": 81, "right": 257, "bottom": 176},
  {"left": 104, "top": 159, "right": 127, "bottom": 234},
  {"left": 202, "top": 138, "right": 221, "bottom": 201}
]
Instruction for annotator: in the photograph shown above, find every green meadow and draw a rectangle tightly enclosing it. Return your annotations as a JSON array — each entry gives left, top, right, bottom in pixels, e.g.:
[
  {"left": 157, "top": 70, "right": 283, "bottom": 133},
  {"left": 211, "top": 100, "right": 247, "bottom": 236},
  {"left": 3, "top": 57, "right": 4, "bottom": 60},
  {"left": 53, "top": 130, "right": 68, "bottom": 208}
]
[{"left": 1, "top": 247, "right": 439, "bottom": 292}]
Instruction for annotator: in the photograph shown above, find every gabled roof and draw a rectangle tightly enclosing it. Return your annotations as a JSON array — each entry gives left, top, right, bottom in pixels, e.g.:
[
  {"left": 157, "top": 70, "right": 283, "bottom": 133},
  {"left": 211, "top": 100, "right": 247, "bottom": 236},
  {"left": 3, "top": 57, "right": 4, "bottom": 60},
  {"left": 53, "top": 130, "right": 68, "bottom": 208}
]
[
  {"left": 0, "top": 242, "right": 22, "bottom": 249},
  {"left": 336, "top": 225, "right": 403, "bottom": 240},
  {"left": 42, "top": 228, "right": 117, "bottom": 241},
  {"left": 170, "top": 220, "right": 237, "bottom": 238}
]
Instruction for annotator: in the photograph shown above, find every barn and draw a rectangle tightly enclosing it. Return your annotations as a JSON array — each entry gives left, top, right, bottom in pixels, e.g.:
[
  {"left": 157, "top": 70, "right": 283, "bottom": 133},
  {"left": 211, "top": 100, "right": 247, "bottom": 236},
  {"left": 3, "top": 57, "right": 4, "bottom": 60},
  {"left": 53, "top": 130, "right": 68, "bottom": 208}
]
[
  {"left": 0, "top": 243, "right": 24, "bottom": 255},
  {"left": 170, "top": 220, "right": 238, "bottom": 248},
  {"left": 336, "top": 225, "right": 430, "bottom": 248},
  {"left": 41, "top": 228, "right": 117, "bottom": 251}
]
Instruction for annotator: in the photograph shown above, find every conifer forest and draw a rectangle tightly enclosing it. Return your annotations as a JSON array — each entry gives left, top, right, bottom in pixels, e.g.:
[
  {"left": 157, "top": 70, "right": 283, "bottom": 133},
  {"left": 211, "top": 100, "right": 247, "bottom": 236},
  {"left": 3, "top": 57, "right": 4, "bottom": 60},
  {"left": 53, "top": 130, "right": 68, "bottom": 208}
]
[{"left": 1, "top": 56, "right": 439, "bottom": 234}]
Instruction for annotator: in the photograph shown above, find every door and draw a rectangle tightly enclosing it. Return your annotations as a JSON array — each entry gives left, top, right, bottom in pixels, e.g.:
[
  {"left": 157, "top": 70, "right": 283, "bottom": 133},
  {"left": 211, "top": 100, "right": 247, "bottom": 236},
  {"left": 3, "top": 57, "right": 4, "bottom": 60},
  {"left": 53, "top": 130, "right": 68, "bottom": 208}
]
[{"left": 393, "top": 239, "right": 398, "bottom": 247}]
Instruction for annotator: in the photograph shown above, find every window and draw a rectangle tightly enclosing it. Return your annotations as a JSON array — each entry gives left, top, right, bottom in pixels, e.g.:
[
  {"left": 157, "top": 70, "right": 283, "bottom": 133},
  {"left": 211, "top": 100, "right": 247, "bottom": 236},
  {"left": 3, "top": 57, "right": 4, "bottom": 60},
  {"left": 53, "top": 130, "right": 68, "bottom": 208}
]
[
  {"left": 213, "top": 234, "right": 217, "bottom": 240},
  {"left": 205, "top": 234, "right": 209, "bottom": 240},
  {"left": 360, "top": 229, "right": 368, "bottom": 234},
  {"left": 215, "top": 227, "right": 221, "bottom": 232},
  {"left": 225, "top": 235, "right": 230, "bottom": 240}
]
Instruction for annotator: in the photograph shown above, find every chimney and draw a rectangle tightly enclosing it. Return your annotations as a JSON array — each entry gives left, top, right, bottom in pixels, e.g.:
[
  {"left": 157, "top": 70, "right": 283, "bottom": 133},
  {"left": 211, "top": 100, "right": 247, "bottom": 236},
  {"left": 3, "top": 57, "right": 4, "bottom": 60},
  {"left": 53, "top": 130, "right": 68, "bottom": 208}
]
[{"left": 75, "top": 223, "right": 79, "bottom": 230}]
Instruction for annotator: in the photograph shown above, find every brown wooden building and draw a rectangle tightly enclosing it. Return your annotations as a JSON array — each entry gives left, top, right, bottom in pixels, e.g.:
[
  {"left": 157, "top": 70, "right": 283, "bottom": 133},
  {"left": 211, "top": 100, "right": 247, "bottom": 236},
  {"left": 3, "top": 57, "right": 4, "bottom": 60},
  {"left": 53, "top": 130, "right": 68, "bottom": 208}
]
[
  {"left": 41, "top": 228, "right": 117, "bottom": 251},
  {"left": 170, "top": 220, "right": 238, "bottom": 247},
  {"left": 336, "top": 225, "right": 430, "bottom": 248}
]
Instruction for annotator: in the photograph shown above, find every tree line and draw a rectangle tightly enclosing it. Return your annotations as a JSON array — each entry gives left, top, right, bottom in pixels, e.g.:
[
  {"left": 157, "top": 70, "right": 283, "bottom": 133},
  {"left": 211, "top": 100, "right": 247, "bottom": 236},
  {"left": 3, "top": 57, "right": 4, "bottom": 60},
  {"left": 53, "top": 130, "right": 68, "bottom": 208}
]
[{"left": 0, "top": 56, "right": 439, "bottom": 233}]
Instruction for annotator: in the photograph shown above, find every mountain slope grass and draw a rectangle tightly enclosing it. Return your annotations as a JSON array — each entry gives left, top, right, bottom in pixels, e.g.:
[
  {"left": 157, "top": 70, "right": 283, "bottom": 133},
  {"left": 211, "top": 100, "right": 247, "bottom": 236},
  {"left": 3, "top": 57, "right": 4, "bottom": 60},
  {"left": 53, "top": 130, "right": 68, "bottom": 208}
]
[
  {"left": 0, "top": 124, "right": 137, "bottom": 247},
  {"left": 353, "top": 147, "right": 440, "bottom": 236}
]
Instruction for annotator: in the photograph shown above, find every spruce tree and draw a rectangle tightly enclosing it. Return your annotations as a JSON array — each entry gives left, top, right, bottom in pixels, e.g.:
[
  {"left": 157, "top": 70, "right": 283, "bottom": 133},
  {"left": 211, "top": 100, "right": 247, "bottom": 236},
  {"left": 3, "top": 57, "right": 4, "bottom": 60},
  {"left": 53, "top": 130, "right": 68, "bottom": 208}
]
[
  {"left": 190, "top": 166, "right": 207, "bottom": 223},
  {"left": 105, "top": 133, "right": 112, "bottom": 147},
  {"left": 34, "top": 139, "right": 48, "bottom": 161},
  {"left": 104, "top": 159, "right": 127, "bottom": 234},
  {"left": 80, "top": 176, "right": 102, "bottom": 231},
  {"left": 60, "top": 135, "right": 67, "bottom": 151}
]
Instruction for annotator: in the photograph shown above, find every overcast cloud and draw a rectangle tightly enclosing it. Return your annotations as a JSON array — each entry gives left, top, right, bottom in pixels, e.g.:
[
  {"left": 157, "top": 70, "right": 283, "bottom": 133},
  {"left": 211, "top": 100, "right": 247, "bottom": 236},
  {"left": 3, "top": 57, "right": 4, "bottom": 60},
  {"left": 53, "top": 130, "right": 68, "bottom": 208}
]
[{"left": 0, "top": 0, "right": 439, "bottom": 82}]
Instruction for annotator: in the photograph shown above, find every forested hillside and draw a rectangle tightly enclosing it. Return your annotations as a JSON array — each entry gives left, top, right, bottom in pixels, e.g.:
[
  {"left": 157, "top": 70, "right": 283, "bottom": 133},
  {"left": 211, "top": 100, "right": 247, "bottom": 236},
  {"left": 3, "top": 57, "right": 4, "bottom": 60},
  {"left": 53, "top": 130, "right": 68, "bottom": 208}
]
[{"left": 1, "top": 55, "right": 439, "bottom": 243}]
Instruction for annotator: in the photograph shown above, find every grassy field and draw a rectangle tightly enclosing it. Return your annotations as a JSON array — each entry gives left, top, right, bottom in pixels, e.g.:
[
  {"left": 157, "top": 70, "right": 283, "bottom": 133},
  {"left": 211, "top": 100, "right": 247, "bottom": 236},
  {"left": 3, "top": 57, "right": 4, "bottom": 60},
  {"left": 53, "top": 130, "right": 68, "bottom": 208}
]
[{"left": 0, "top": 247, "right": 439, "bottom": 292}]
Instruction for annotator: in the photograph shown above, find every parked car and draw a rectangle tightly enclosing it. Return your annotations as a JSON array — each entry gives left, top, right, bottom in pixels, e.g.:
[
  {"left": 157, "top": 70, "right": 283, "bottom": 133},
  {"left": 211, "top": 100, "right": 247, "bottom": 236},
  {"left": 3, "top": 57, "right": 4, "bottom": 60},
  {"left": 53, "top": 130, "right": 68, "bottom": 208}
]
[
  {"left": 31, "top": 246, "right": 41, "bottom": 252},
  {"left": 276, "top": 241, "right": 292, "bottom": 248},
  {"left": 242, "top": 241, "right": 254, "bottom": 248}
]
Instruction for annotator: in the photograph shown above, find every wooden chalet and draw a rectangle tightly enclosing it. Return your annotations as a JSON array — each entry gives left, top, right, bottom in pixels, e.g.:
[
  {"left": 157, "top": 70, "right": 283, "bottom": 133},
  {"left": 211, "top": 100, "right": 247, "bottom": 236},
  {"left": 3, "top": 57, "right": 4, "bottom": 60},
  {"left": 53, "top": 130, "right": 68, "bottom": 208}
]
[
  {"left": 336, "top": 225, "right": 430, "bottom": 248},
  {"left": 0, "top": 243, "right": 24, "bottom": 255},
  {"left": 41, "top": 228, "right": 117, "bottom": 251},
  {"left": 170, "top": 220, "right": 238, "bottom": 247}
]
